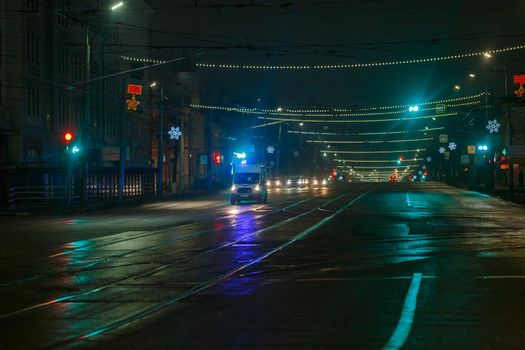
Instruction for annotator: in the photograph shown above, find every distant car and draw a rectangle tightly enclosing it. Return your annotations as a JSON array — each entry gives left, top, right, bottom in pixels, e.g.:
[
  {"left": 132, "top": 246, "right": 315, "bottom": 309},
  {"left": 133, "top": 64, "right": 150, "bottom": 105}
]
[{"left": 267, "top": 177, "right": 282, "bottom": 188}]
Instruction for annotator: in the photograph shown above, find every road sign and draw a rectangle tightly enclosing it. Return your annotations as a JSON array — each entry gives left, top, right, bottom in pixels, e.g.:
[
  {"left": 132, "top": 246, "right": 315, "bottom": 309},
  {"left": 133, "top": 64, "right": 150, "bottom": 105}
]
[
  {"left": 127, "top": 84, "right": 143, "bottom": 95},
  {"left": 514, "top": 75, "right": 525, "bottom": 84},
  {"left": 439, "top": 134, "right": 448, "bottom": 143},
  {"left": 460, "top": 155, "right": 470, "bottom": 164},
  {"left": 467, "top": 145, "right": 476, "bottom": 154}
]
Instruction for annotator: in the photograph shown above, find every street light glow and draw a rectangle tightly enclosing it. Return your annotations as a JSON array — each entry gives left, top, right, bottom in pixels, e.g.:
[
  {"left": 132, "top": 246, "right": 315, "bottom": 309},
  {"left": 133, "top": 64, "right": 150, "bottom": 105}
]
[
  {"left": 469, "top": 73, "right": 476, "bottom": 78},
  {"left": 111, "top": 1, "right": 124, "bottom": 10},
  {"left": 150, "top": 82, "right": 157, "bottom": 88},
  {"left": 454, "top": 85, "right": 461, "bottom": 90},
  {"left": 408, "top": 105, "right": 419, "bottom": 112},
  {"left": 483, "top": 52, "right": 492, "bottom": 58},
  {"left": 277, "top": 107, "right": 283, "bottom": 112}
]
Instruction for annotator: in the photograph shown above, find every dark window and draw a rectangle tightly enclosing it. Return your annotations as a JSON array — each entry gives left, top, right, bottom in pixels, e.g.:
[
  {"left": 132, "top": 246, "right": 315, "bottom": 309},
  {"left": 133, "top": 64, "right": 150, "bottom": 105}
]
[
  {"left": 26, "top": 31, "right": 39, "bottom": 64},
  {"left": 233, "top": 173, "right": 260, "bottom": 184},
  {"left": 26, "top": 0, "right": 38, "bottom": 12}
]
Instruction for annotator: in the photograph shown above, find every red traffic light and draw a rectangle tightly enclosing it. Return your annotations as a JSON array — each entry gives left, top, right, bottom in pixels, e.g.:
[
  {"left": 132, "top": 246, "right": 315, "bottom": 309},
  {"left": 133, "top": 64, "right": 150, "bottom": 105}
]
[
  {"left": 64, "top": 132, "right": 73, "bottom": 142},
  {"left": 213, "top": 152, "right": 222, "bottom": 164}
]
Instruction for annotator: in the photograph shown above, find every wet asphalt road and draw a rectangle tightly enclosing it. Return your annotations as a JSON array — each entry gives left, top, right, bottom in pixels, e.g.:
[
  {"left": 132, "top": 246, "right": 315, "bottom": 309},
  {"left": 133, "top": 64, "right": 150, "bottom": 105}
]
[{"left": 2, "top": 182, "right": 525, "bottom": 349}]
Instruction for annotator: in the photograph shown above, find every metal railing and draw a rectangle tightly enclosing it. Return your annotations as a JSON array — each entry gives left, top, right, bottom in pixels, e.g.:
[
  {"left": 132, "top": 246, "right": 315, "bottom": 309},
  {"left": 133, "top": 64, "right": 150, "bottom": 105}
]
[
  {"left": 4, "top": 168, "right": 158, "bottom": 210},
  {"left": 8, "top": 185, "right": 78, "bottom": 210}
]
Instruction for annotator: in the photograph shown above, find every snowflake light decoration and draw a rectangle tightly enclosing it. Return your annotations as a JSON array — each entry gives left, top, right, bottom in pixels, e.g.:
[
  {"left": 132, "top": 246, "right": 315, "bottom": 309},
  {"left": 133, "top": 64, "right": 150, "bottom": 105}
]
[
  {"left": 486, "top": 119, "right": 501, "bottom": 134},
  {"left": 426, "top": 156, "right": 432, "bottom": 162},
  {"left": 168, "top": 126, "right": 182, "bottom": 140},
  {"left": 448, "top": 142, "right": 457, "bottom": 151},
  {"left": 266, "top": 146, "right": 275, "bottom": 154},
  {"left": 438, "top": 147, "right": 446, "bottom": 154}
]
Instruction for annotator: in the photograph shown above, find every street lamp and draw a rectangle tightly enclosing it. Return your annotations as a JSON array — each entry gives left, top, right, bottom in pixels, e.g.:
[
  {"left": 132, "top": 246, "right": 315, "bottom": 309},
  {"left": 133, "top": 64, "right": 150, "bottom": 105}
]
[
  {"left": 454, "top": 85, "right": 461, "bottom": 90},
  {"left": 469, "top": 73, "right": 476, "bottom": 78},
  {"left": 408, "top": 105, "right": 419, "bottom": 112},
  {"left": 111, "top": 2, "right": 124, "bottom": 10},
  {"left": 478, "top": 145, "right": 488, "bottom": 151},
  {"left": 151, "top": 82, "right": 165, "bottom": 196}
]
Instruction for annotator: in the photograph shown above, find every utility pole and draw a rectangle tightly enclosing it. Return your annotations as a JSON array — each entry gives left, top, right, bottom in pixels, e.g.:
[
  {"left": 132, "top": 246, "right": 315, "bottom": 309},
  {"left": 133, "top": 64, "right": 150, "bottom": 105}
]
[
  {"left": 206, "top": 115, "right": 213, "bottom": 189},
  {"left": 118, "top": 107, "right": 125, "bottom": 201},
  {"left": 179, "top": 107, "right": 186, "bottom": 193},
  {"left": 276, "top": 123, "right": 282, "bottom": 176},
  {"left": 508, "top": 105, "right": 514, "bottom": 195},
  {"left": 157, "top": 82, "right": 164, "bottom": 196},
  {"left": 80, "top": 26, "right": 92, "bottom": 206}
]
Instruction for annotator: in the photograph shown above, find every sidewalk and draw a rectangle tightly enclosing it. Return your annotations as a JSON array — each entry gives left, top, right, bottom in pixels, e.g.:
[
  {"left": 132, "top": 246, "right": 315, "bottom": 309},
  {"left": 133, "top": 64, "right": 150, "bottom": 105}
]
[
  {"left": 445, "top": 179, "right": 525, "bottom": 205},
  {"left": 1, "top": 189, "right": 221, "bottom": 216}
]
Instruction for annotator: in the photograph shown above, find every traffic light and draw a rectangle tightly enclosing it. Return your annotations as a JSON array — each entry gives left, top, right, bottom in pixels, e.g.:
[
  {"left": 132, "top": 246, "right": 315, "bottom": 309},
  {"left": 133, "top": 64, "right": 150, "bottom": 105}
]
[
  {"left": 213, "top": 152, "right": 222, "bottom": 164},
  {"left": 63, "top": 131, "right": 80, "bottom": 155},
  {"left": 64, "top": 131, "right": 73, "bottom": 143}
]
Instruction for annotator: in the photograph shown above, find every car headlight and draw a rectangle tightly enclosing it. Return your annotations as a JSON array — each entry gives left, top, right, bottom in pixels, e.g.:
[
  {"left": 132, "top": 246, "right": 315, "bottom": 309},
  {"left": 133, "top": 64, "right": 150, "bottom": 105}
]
[
  {"left": 266, "top": 180, "right": 271, "bottom": 186},
  {"left": 276, "top": 180, "right": 281, "bottom": 186},
  {"left": 287, "top": 179, "right": 292, "bottom": 185},
  {"left": 313, "top": 180, "right": 318, "bottom": 185},
  {"left": 255, "top": 184, "right": 260, "bottom": 191},
  {"left": 231, "top": 185, "right": 236, "bottom": 192}
]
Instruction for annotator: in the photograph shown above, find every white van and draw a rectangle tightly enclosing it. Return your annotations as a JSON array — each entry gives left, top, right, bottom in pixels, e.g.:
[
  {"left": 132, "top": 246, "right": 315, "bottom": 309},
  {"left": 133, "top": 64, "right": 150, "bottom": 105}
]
[{"left": 230, "top": 163, "right": 268, "bottom": 205}]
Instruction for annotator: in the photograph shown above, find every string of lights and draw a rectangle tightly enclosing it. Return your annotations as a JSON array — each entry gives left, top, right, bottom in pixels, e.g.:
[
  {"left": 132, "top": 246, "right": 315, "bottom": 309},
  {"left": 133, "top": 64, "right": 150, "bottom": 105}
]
[
  {"left": 306, "top": 137, "right": 433, "bottom": 144},
  {"left": 194, "top": 44, "right": 524, "bottom": 70},
  {"left": 257, "top": 112, "right": 457, "bottom": 123},
  {"left": 287, "top": 126, "right": 445, "bottom": 136},
  {"left": 334, "top": 158, "right": 424, "bottom": 163},
  {"left": 348, "top": 165, "right": 418, "bottom": 169},
  {"left": 190, "top": 92, "right": 484, "bottom": 115},
  {"left": 322, "top": 148, "right": 426, "bottom": 154},
  {"left": 121, "top": 55, "right": 167, "bottom": 64},
  {"left": 260, "top": 100, "right": 480, "bottom": 117}
]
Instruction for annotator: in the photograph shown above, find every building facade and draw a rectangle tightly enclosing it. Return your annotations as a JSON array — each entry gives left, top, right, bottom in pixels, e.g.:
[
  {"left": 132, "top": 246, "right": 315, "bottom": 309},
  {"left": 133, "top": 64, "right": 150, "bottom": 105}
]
[{"left": 0, "top": 0, "right": 153, "bottom": 168}]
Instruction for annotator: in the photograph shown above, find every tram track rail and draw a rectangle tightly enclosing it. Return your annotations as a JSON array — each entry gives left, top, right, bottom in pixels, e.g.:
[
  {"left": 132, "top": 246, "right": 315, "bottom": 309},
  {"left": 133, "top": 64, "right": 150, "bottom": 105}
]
[
  {"left": 0, "top": 188, "right": 367, "bottom": 330},
  {"left": 0, "top": 192, "right": 317, "bottom": 288},
  {"left": 43, "top": 190, "right": 369, "bottom": 349}
]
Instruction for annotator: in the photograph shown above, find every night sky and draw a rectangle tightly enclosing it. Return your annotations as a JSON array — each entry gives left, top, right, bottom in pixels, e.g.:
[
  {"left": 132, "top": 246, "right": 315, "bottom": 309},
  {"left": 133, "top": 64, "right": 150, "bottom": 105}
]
[
  {"left": 138, "top": 1, "right": 525, "bottom": 106},
  {"left": 119, "top": 0, "right": 525, "bottom": 174}
]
